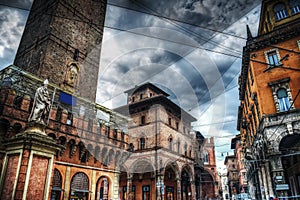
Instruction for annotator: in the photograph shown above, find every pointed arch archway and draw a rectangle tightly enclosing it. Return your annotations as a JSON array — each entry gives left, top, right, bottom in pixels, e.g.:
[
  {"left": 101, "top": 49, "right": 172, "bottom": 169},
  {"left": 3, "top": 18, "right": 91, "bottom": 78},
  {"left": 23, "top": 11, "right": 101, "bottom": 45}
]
[
  {"left": 181, "top": 165, "right": 193, "bottom": 200},
  {"left": 50, "top": 168, "right": 63, "bottom": 200},
  {"left": 200, "top": 169, "right": 215, "bottom": 199},
  {"left": 164, "top": 162, "right": 179, "bottom": 200}
]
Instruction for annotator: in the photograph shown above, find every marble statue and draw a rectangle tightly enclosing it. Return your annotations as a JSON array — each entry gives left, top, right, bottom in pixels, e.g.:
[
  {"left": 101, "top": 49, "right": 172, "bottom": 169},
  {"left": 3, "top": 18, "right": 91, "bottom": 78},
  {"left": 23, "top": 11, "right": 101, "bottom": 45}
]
[{"left": 28, "top": 79, "right": 51, "bottom": 124}]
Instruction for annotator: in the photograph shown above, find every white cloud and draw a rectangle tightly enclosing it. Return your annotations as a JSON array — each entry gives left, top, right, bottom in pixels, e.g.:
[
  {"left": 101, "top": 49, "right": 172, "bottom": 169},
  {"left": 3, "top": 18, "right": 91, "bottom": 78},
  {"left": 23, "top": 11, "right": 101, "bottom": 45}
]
[
  {"left": 0, "top": 46, "right": 4, "bottom": 57},
  {"left": 0, "top": 8, "right": 28, "bottom": 70}
]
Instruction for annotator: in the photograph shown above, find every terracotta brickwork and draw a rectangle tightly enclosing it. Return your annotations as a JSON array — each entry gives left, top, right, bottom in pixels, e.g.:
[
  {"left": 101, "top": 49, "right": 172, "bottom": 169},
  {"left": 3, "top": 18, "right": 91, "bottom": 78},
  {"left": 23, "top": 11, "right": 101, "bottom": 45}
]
[
  {"left": 15, "top": 150, "right": 30, "bottom": 200},
  {"left": 201, "top": 137, "right": 219, "bottom": 199},
  {"left": 1, "top": 154, "right": 20, "bottom": 200},
  {"left": 26, "top": 155, "right": 49, "bottom": 199},
  {"left": 14, "top": 0, "right": 107, "bottom": 102},
  {"left": 0, "top": 70, "right": 129, "bottom": 200}
]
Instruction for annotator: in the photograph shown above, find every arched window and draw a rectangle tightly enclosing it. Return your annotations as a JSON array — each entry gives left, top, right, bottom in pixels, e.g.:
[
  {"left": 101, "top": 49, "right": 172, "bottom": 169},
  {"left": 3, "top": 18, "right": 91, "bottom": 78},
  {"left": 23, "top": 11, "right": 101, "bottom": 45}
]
[
  {"left": 70, "top": 172, "right": 89, "bottom": 200},
  {"left": 204, "top": 151, "right": 209, "bottom": 164},
  {"left": 121, "top": 131, "right": 125, "bottom": 141},
  {"left": 50, "top": 169, "right": 62, "bottom": 200},
  {"left": 177, "top": 141, "right": 181, "bottom": 153},
  {"left": 290, "top": 0, "right": 300, "bottom": 14},
  {"left": 140, "top": 137, "right": 145, "bottom": 150},
  {"left": 96, "top": 177, "right": 110, "bottom": 200},
  {"left": 274, "top": 3, "right": 288, "bottom": 20},
  {"left": 277, "top": 88, "right": 290, "bottom": 112},
  {"left": 168, "top": 137, "right": 173, "bottom": 150},
  {"left": 113, "top": 129, "right": 117, "bottom": 139},
  {"left": 184, "top": 144, "right": 187, "bottom": 156}
]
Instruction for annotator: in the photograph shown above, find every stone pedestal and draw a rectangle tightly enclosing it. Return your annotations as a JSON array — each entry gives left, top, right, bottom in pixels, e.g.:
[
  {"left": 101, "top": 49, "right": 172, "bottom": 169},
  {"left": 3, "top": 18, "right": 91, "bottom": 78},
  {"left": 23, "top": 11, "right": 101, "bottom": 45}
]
[{"left": 0, "top": 123, "right": 60, "bottom": 200}]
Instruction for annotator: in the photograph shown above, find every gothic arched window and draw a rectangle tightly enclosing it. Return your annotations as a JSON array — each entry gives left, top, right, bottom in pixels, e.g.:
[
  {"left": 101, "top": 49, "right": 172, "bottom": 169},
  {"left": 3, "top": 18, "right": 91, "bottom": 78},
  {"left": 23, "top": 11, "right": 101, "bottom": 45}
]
[
  {"left": 50, "top": 169, "right": 62, "bottom": 200},
  {"left": 184, "top": 144, "right": 187, "bottom": 156},
  {"left": 274, "top": 3, "right": 288, "bottom": 20},
  {"left": 140, "top": 137, "right": 145, "bottom": 150},
  {"left": 168, "top": 137, "right": 173, "bottom": 150},
  {"left": 204, "top": 151, "right": 209, "bottom": 164}
]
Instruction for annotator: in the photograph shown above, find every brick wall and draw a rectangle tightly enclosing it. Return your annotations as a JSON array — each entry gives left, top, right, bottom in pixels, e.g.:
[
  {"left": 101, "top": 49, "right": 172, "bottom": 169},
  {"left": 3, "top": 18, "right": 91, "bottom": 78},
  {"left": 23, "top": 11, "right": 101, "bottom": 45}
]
[
  {"left": 26, "top": 155, "right": 49, "bottom": 199},
  {"left": 1, "top": 154, "right": 20, "bottom": 200}
]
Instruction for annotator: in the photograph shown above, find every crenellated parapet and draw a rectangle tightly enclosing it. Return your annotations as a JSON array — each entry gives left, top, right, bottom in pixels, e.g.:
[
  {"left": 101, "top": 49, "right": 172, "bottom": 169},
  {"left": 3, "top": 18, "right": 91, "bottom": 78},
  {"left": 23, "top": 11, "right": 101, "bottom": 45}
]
[{"left": 0, "top": 65, "right": 130, "bottom": 170}]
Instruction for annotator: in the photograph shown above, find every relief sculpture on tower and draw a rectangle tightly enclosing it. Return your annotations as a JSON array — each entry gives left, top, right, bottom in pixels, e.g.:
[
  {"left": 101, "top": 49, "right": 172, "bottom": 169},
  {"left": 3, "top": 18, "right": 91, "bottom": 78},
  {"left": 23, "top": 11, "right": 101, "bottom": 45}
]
[{"left": 62, "top": 62, "right": 79, "bottom": 93}]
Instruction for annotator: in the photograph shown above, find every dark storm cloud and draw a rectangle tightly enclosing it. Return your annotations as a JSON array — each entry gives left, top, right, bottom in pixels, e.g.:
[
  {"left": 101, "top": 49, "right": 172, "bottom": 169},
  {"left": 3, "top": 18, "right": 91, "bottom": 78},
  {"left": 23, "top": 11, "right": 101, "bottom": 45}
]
[
  {"left": 0, "top": 0, "right": 32, "bottom": 10},
  {"left": 109, "top": 0, "right": 260, "bottom": 31},
  {"left": 0, "top": 7, "right": 29, "bottom": 70},
  {"left": 101, "top": 0, "right": 261, "bottom": 114}
]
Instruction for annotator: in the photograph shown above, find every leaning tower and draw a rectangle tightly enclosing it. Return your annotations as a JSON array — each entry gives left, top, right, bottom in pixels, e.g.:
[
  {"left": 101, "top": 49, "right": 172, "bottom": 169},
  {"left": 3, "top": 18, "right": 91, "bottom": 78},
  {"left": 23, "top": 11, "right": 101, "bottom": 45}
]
[{"left": 14, "top": 0, "right": 107, "bottom": 102}]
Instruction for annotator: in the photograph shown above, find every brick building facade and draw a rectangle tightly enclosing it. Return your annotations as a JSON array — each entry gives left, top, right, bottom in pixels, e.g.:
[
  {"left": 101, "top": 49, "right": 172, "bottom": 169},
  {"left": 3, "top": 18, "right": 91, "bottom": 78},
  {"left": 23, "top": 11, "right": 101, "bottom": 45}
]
[
  {"left": 0, "top": 66, "right": 130, "bottom": 200},
  {"left": 224, "top": 155, "right": 238, "bottom": 200},
  {"left": 201, "top": 137, "right": 219, "bottom": 199},
  {"left": 0, "top": 68, "right": 206, "bottom": 200},
  {"left": 0, "top": 1, "right": 208, "bottom": 199},
  {"left": 114, "top": 83, "right": 205, "bottom": 200},
  {"left": 231, "top": 135, "right": 247, "bottom": 197}
]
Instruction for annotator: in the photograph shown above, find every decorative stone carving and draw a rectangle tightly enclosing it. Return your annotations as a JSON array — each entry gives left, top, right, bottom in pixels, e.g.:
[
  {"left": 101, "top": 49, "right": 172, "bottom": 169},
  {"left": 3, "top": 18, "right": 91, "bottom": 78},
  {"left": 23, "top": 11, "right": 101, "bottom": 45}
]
[
  {"left": 69, "top": 142, "right": 77, "bottom": 158},
  {"left": 270, "top": 156, "right": 283, "bottom": 170},
  {"left": 286, "top": 122, "right": 293, "bottom": 135},
  {"left": 28, "top": 79, "right": 51, "bottom": 125},
  {"left": 62, "top": 62, "right": 79, "bottom": 93}
]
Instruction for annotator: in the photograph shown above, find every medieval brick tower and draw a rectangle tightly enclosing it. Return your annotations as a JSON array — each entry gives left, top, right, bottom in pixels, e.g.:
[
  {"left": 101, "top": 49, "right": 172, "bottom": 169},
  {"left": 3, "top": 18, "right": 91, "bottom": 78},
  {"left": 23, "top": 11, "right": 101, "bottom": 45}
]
[
  {"left": 0, "top": 1, "right": 131, "bottom": 200},
  {"left": 14, "top": 0, "right": 107, "bottom": 102}
]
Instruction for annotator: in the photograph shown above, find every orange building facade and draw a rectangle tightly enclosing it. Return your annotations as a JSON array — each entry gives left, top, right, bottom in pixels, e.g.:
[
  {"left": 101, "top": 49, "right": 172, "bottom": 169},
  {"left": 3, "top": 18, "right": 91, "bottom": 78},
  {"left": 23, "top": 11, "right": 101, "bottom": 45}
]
[{"left": 237, "top": 0, "right": 300, "bottom": 199}]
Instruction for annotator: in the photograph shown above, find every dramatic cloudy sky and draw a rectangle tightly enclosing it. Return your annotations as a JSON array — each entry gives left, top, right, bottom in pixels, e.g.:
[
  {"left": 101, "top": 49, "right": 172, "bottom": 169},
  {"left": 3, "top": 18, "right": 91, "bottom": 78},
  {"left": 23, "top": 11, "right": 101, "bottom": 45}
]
[{"left": 0, "top": 0, "right": 261, "bottom": 171}]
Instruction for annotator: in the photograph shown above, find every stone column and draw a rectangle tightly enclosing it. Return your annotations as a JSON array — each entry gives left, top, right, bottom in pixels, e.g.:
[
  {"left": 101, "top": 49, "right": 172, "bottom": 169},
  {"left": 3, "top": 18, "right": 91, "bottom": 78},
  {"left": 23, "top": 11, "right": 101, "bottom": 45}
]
[
  {"left": 126, "top": 173, "right": 133, "bottom": 200},
  {"left": 113, "top": 173, "right": 120, "bottom": 200},
  {"left": 0, "top": 124, "right": 61, "bottom": 200},
  {"left": 258, "top": 168, "right": 266, "bottom": 200},
  {"left": 156, "top": 174, "right": 162, "bottom": 200},
  {"left": 90, "top": 170, "right": 97, "bottom": 200},
  {"left": 270, "top": 156, "right": 288, "bottom": 198},
  {"left": 261, "top": 165, "right": 269, "bottom": 200},
  {"left": 161, "top": 175, "right": 165, "bottom": 200},
  {"left": 64, "top": 166, "right": 71, "bottom": 200},
  {"left": 265, "top": 161, "right": 274, "bottom": 197},
  {"left": 177, "top": 178, "right": 181, "bottom": 200},
  {"left": 190, "top": 180, "right": 196, "bottom": 200}
]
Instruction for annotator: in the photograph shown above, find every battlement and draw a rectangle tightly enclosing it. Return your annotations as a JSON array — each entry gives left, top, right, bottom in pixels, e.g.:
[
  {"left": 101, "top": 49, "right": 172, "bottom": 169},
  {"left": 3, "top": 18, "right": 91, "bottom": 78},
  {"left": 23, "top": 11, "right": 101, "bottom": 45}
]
[{"left": 0, "top": 65, "right": 130, "bottom": 169}]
